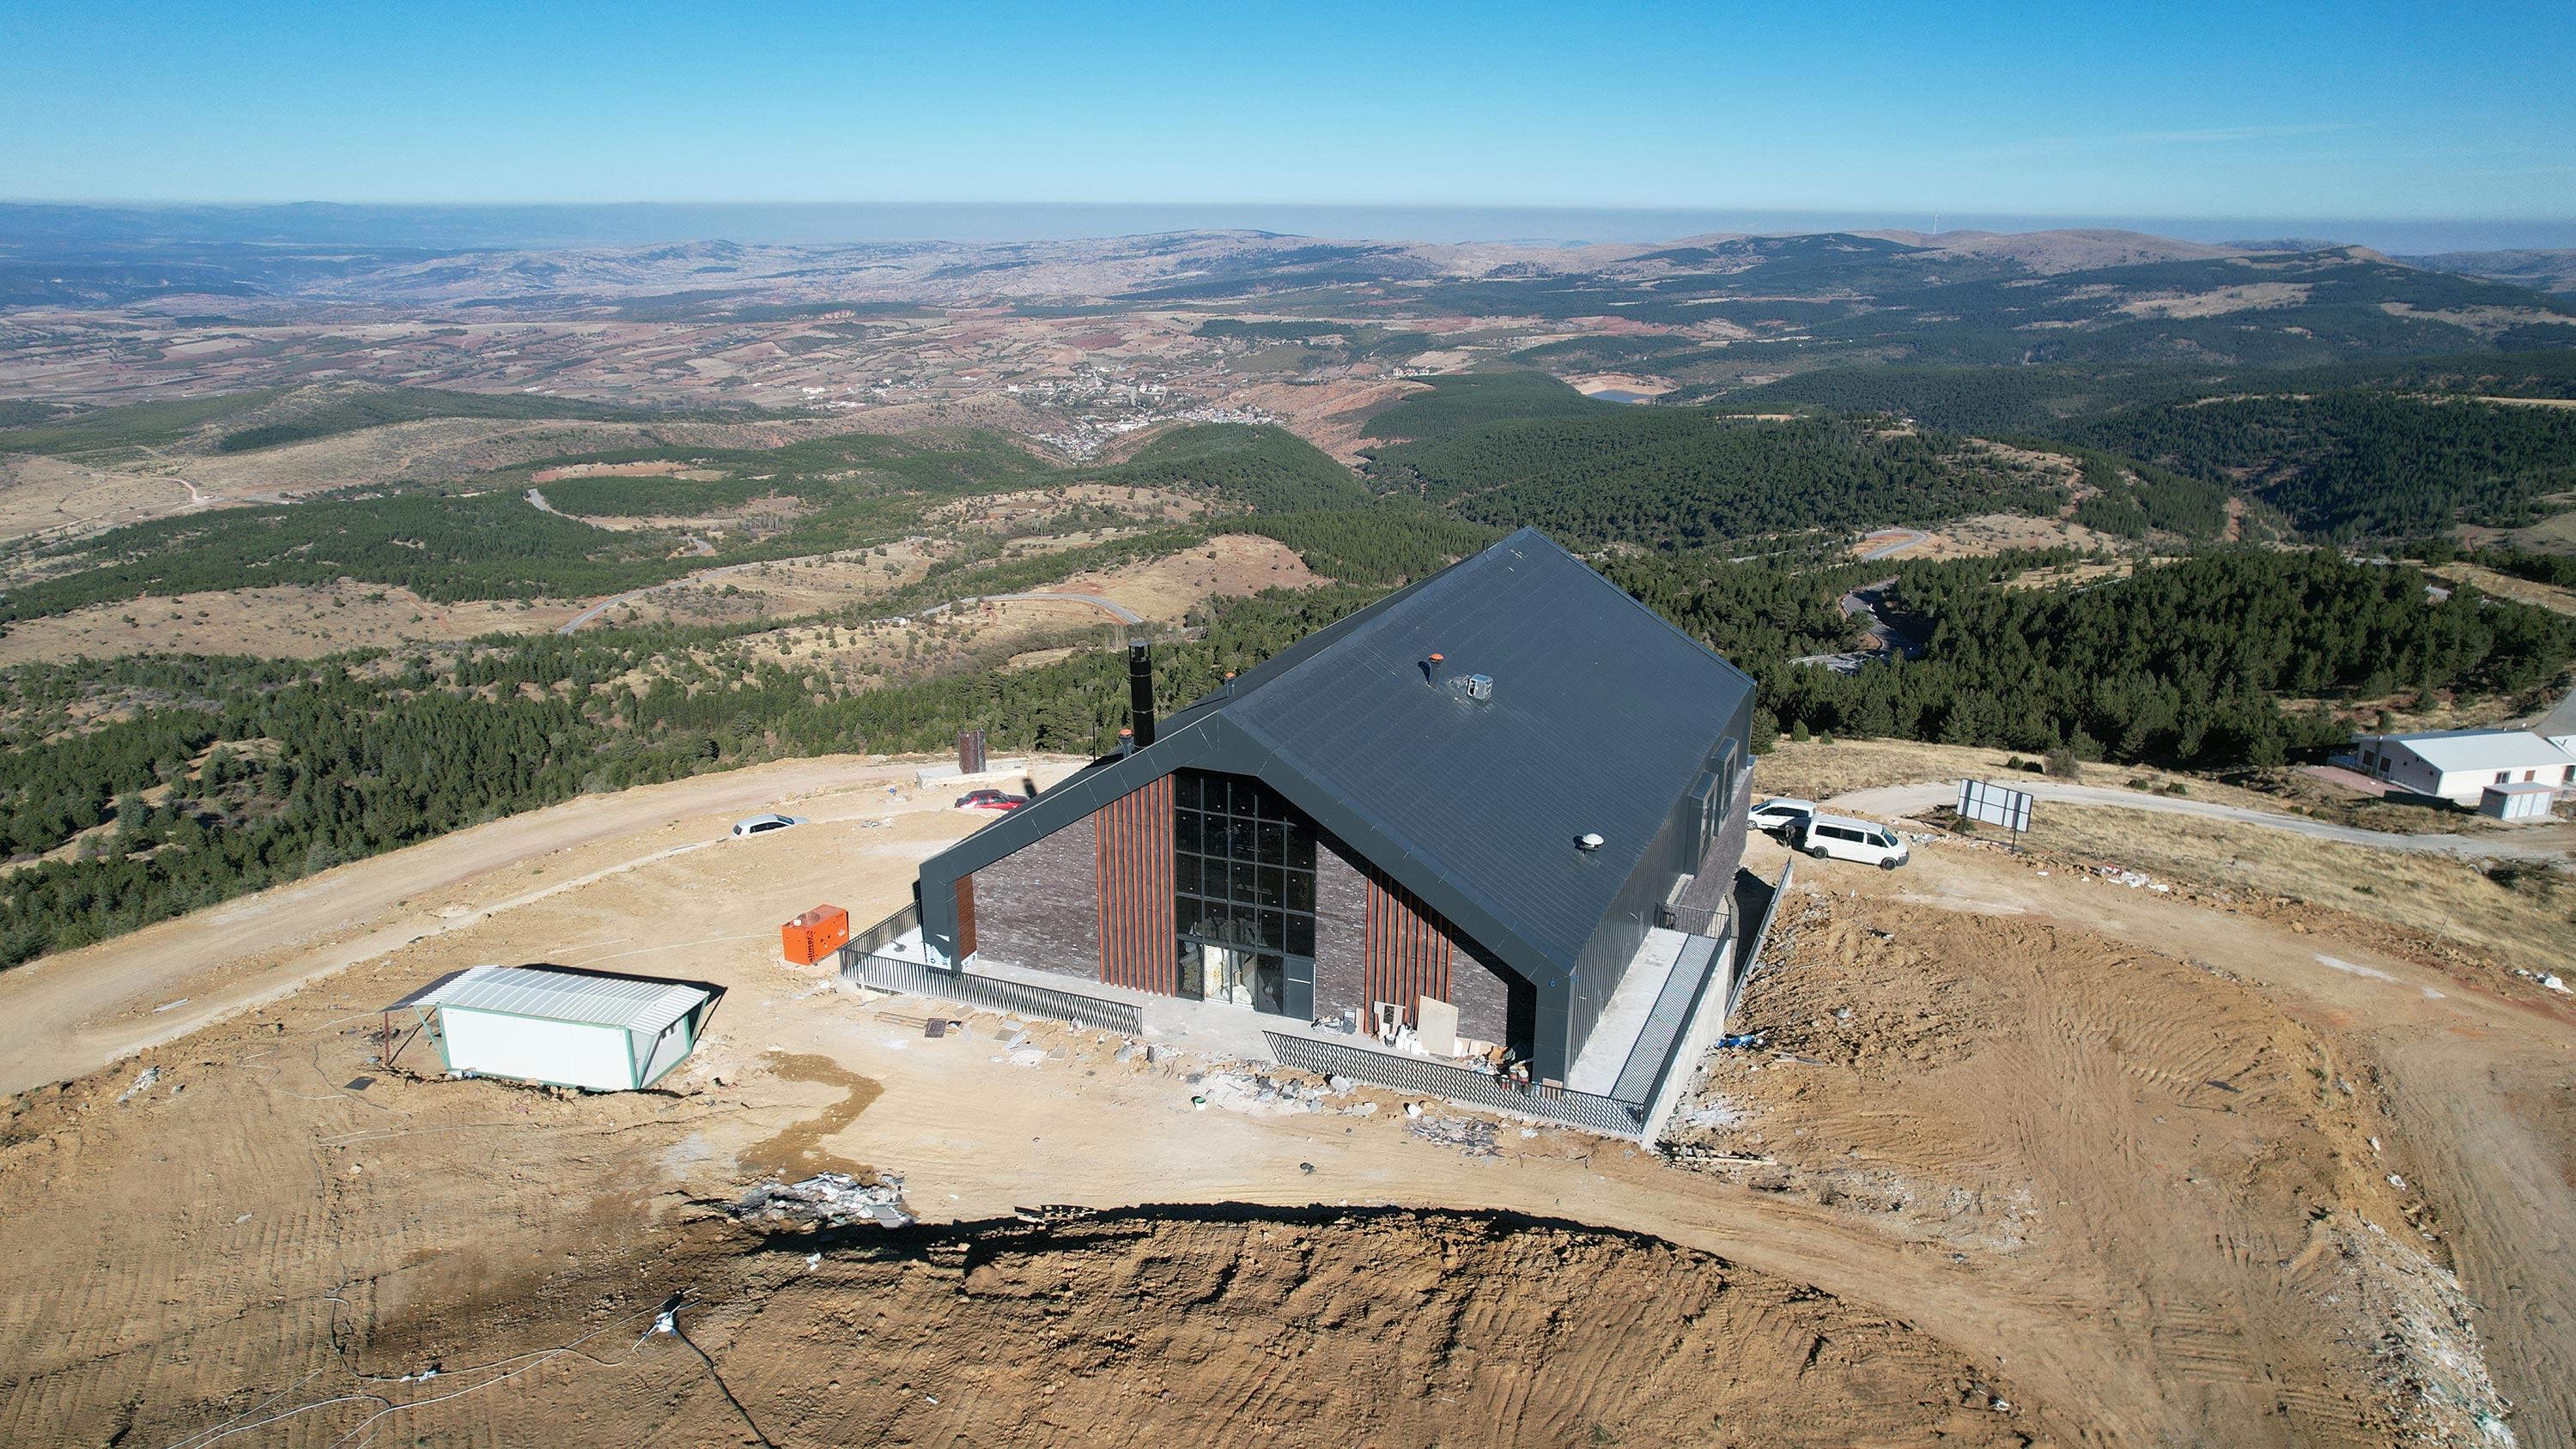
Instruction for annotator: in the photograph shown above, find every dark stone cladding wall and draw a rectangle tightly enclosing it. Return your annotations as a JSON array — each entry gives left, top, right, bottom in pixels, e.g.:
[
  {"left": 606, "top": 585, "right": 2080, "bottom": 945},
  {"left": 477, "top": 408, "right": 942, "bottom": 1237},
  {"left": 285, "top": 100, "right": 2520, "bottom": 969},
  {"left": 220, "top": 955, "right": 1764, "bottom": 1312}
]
[
  {"left": 1313, "top": 833, "right": 1370, "bottom": 1025},
  {"left": 969, "top": 813, "right": 1101, "bottom": 982},
  {"left": 1313, "top": 830, "right": 1523, "bottom": 1048},
  {"left": 1447, "top": 944, "right": 1520, "bottom": 1048}
]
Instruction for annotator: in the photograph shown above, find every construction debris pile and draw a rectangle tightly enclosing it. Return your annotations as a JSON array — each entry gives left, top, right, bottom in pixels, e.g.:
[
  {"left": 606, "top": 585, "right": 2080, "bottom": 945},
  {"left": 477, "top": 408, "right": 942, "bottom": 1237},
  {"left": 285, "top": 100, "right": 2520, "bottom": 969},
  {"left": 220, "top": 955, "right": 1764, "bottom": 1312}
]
[
  {"left": 1188, "top": 1067, "right": 1336, "bottom": 1115},
  {"left": 730, "top": 1172, "right": 914, "bottom": 1229},
  {"left": 1405, "top": 1112, "right": 1501, "bottom": 1156}
]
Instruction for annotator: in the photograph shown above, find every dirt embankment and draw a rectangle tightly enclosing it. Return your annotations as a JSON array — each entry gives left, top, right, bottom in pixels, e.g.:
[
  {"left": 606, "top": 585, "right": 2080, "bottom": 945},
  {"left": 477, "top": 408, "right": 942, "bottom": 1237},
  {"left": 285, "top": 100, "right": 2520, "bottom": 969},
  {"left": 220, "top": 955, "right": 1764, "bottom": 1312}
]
[{"left": 1669, "top": 889, "right": 2497, "bottom": 1447}]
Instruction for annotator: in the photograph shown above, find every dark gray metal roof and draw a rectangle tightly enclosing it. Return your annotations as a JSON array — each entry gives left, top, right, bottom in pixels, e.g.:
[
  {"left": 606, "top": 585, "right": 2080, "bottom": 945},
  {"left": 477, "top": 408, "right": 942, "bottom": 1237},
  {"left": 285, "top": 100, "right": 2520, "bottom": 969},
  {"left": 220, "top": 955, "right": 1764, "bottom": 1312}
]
[
  {"left": 1203, "top": 527, "right": 1751, "bottom": 967},
  {"left": 927, "top": 529, "right": 1753, "bottom": 990}
]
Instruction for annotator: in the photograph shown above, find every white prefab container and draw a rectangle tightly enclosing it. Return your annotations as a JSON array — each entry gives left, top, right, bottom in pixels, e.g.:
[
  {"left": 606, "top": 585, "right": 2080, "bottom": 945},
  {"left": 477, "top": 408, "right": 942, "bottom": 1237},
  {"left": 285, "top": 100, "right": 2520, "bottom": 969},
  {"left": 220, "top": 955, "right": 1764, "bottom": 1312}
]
[
  {"left": 2481, "top": 781, "right": 2559, "bottom": 823},
  {"left": 393, "top": 965, "right": 715, "bottom": 1091}
]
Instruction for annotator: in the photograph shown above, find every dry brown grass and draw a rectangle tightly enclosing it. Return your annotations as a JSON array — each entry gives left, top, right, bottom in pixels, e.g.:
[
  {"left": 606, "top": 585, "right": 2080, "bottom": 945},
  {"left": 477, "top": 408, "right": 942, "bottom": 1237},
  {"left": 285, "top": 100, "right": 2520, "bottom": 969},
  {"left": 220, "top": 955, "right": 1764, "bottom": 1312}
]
[
  {"left": 2022, "top": 803, "right": 2572, "bottom": 979},
  {"left": 1753, "top": 737, "right": 2258, "bottom": 808},
  {"left": 0, "top": 584, "right": 575, "bottom": 664},
  {"left": 2433, "top": 562, "right": 2576, "bottom": 618}
]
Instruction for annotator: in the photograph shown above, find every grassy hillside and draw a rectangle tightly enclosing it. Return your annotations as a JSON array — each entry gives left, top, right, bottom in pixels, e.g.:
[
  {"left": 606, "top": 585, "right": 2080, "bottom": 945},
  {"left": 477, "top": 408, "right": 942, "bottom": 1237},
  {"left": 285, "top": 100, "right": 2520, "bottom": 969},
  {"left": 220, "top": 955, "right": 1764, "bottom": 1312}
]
[
  {"left": 210, "top": 386, "right": 665, "bottom": 452},
  {"left": 1361, "top": 372, "right": 1620, "bottom": 441},
  {"left": 1364, "top": 406, "right": 2070, "bottom": 547},
  {"left": 0, "top": 492, "right": 688, "bottom": 621},
  {"left": 0, "top": 383, "right": 690, "bottom": 459},
  {"left": 1078, "top": 422, "right": 1371, "bottom": 512},
  {"left": 0, "top": 388, "right": 294, "bottom": 457}
]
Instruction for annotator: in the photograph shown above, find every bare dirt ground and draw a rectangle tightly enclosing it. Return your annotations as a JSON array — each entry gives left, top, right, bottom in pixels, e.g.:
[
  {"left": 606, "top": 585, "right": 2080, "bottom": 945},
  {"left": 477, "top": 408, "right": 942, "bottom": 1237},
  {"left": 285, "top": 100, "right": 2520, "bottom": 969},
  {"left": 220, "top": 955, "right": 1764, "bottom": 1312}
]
[
  {"left": 1900, "top": 512, "right": 2125, "bottom": 560},
  {"left": 0, "top": 453, "right": 201, "bottom": 543},
  {"left": 714, "top": 534, "right": 1316, "bottom": 684},
  {"left": 603, "top": 544, "right": 939, "bottom": 630},
  {"left": 1058, "top": 531, "right": 1320, "bottom": 621},
  {"left": 0, "top": 753, "right": 1074, "bottom": 1097},
  {"left": 3, "top": 743, "right": 2571, "bottom": 1446},
  {"left": 1672, "top": 843, "right": 2528, "bottom": 1448}
]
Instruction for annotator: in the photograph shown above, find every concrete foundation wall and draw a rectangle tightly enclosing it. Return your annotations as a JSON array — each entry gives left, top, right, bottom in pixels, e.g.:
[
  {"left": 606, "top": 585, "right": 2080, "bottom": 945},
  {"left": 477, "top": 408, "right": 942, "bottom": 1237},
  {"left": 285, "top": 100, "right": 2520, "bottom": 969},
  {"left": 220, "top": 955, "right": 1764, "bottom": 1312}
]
[{"left": 969, "top": 813, "right": 1101, "bottom": 982}]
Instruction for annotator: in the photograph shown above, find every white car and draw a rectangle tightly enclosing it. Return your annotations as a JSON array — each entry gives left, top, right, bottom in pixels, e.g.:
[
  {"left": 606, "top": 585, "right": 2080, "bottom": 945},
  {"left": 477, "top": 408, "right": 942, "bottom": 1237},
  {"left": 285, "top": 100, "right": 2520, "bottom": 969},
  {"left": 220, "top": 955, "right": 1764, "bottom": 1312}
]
[
  {"left": 1795, "top": 814, "right": 1910, "bottom": 870},
  {"left": 1747, "top": 797, "right": 1816, "bottom": 835},
  {"left": 730, "top": 813, "right": 799, "bottom": 839}
]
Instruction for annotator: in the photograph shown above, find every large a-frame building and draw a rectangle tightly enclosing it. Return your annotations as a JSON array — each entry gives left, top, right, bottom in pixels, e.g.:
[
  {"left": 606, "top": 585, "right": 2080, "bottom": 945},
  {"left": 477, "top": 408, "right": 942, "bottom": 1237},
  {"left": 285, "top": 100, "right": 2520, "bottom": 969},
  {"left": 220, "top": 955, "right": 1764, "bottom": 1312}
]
[{"left": 910, "top": 528, "right": 1756, "bottom": 1082}]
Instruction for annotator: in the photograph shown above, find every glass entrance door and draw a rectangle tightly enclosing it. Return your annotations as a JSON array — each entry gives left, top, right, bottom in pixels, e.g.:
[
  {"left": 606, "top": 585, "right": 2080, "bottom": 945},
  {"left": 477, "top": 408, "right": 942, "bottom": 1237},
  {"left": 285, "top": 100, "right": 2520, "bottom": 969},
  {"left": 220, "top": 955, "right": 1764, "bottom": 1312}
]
[{"left": 1182, "top": 939, "right": 1286, "bottom": 1013}]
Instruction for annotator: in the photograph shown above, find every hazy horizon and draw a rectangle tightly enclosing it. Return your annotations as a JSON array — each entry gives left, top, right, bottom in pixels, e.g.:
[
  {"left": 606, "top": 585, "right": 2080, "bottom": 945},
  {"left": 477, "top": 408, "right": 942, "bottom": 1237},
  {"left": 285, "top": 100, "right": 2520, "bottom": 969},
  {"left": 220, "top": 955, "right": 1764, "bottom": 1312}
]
[{"left": 3, "top": 199, "right": 2571, "bottom": 256}]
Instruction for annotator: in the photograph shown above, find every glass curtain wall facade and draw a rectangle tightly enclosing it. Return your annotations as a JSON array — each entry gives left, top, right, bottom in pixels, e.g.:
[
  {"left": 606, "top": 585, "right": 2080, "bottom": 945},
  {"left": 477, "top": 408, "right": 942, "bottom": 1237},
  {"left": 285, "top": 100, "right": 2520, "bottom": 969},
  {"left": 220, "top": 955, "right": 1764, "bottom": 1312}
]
[{"left": 1172, "top": 769, "right": 1316, "bottom": 1014}]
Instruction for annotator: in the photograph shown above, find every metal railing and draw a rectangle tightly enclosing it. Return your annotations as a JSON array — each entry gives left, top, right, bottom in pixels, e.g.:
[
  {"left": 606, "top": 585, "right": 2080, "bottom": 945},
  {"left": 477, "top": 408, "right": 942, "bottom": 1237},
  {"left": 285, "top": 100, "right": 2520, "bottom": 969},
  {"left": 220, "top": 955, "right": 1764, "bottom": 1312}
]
[
  {"left": 1725, "top": 859, "right": 1795, "bottom": 1018},
  {"left": 1613, "top": 917, "right": 1735, "bottom": 1108},
  {"left": 1263, "top": 1031, "right": 1647, "bottom": 1137},
  {"left": 841, "top": 946, "right": 1145, "bottom": 1036},
  {"left": 848, "top": 901, "right": 921, "bottom": 959}
]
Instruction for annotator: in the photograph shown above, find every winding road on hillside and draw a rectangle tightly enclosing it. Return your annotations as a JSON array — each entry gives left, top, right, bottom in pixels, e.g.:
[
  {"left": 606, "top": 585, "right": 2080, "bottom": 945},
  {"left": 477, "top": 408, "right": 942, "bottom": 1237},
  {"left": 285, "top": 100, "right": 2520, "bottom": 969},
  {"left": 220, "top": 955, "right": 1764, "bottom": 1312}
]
[
  {"left": 1825, "top": 778, "right": 2574, "bottom": 862},
  {"left": 1856, "top": 527, "right": 1931, "bottom": 561}
]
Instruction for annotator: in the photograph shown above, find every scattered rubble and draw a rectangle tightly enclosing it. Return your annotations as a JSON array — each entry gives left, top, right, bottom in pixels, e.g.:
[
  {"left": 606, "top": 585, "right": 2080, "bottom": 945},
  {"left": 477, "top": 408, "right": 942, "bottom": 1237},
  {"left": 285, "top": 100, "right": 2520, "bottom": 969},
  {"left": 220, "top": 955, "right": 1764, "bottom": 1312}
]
[
  {"left": 117, "top": 1067, "right": 160, "bottom": 1103},
  {"left": 1406, "top": 1113, "right": 1501, "bottom": 1156},
  {"left": 1188, "top": 1067, "right": 1334, "bottom": 1116},
  {"left": 730, "top": 1173, "right": 914, "bottom": 1229}
]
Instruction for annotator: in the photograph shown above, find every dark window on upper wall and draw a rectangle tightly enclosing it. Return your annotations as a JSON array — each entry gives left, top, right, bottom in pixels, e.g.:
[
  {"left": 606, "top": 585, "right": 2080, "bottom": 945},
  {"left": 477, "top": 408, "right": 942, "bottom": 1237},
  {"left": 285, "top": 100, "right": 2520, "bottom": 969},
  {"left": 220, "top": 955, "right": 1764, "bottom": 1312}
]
[{"left": 1173, "top": 768, "right": 1317, "bottom": 955}]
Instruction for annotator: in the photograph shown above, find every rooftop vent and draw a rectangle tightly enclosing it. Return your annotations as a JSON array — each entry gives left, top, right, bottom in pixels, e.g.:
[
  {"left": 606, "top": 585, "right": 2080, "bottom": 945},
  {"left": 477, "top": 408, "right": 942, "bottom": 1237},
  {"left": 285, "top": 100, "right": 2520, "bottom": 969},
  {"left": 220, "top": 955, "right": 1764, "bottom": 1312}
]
[
  {"left": 1462, "top": 673, "right": 1493, "bottom": 701},
  {"left": 1576, "top": 832, "right": 1604, "bottom": 852}
]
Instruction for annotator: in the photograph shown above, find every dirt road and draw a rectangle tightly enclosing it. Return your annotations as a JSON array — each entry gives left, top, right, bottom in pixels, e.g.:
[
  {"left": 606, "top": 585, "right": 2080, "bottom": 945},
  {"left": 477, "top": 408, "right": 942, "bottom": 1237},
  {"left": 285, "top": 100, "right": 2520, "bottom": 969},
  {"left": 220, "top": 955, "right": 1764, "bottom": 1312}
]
[
  {"left": 3, "top": 773, "right": 2568, "bottom": 1446},
  {"left": 0, "top": 753, "right": 1082, "bottom": 1097},
  {"left": 1829, "top": 778, "right": 2575, "bottom": 862}
]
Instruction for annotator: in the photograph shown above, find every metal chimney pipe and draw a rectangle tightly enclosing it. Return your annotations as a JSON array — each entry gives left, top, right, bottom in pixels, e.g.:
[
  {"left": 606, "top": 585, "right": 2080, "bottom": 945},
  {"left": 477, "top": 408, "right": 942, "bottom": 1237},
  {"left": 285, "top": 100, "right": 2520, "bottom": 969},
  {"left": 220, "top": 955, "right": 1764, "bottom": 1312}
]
[{"left": 1127, "top": 640, "right": 1157, "bottom": 749}]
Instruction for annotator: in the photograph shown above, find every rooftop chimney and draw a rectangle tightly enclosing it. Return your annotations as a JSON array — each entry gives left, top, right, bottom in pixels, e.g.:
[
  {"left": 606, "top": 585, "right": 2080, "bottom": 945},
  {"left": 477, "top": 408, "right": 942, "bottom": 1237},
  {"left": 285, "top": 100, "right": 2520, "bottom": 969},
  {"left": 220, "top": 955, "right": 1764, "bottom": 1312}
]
[
  {"left": 1127, "top": 640, "right": 1157, "bottom": 749},
  {"left": 1424, "top": 652, "right": 1445, "bottom": 686}
]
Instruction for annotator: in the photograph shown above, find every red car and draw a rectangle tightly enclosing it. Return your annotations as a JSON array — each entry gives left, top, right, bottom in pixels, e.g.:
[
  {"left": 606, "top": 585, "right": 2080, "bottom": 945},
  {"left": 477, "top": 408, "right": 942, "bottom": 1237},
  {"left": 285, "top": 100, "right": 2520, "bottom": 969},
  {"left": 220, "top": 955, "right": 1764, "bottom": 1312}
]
[{"left": 955, "top": 788, "right": 1028, "bottom": 811}]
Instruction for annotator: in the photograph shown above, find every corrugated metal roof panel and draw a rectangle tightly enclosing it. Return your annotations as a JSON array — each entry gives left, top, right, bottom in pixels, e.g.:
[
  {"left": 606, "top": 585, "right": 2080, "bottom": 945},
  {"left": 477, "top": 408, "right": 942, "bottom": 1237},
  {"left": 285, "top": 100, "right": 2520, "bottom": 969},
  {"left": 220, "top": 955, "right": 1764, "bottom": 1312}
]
[
  {"left": 397, "top": 965, "right": 709, "bottom": 1034},
  {"left": 2385, "top": 729, "right": 2575, "bottom": 773},
  {"left": 1219, "top": 529, "right": 1751, "bottom": 965}
]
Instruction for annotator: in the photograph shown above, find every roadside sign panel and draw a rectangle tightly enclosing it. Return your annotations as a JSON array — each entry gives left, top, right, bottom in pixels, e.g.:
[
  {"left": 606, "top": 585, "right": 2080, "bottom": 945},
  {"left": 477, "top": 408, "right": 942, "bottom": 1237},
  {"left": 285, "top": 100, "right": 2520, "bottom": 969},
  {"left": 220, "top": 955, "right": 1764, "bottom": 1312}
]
[{"left": 1957, "top": 779, "right": 2034, "bottom": 833}]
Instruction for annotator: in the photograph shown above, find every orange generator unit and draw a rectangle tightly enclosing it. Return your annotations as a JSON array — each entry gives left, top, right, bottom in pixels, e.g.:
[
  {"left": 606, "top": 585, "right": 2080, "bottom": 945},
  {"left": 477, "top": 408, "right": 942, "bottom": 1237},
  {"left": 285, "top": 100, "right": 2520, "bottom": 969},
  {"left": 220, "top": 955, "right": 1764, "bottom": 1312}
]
[{"left": 781, "top": 904, "right": 851, "bottom": 966}]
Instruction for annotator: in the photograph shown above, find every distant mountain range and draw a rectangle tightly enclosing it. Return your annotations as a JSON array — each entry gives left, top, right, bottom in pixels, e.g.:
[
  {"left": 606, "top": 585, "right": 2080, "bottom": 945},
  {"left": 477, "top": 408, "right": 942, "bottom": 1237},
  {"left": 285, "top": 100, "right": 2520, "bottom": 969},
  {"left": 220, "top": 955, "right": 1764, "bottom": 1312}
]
[
  {"left": 0, "top": 201, "right": 2568, "bottom": 294},
  {"left": 2, "top": 205, "right": 2571, "bottom": 373}
]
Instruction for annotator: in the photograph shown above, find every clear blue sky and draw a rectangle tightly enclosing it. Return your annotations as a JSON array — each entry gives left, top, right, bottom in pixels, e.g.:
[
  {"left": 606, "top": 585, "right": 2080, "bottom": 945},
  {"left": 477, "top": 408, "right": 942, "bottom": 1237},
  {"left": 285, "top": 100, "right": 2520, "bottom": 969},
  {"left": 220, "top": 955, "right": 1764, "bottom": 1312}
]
[{"left": 3, "top": 0, "right": 2568, "bottom": 223}]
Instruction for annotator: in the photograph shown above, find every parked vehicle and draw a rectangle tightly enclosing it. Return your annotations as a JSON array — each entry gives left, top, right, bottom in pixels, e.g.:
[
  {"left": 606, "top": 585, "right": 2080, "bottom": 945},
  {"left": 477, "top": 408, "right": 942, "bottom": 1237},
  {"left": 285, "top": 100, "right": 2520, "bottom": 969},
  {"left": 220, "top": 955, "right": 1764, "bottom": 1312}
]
[
  {"left": 731, "top": 813, "right": 799, "bottom": 838},
  {"left": 1795, "top": 814, "right": 1909, "bottom": 869},
  {"left": 1747, "top": 797, "right": 1817, "bottom": 836},
  {"left": 954, "top": 788, "right": 1028, "bottom": 811}
]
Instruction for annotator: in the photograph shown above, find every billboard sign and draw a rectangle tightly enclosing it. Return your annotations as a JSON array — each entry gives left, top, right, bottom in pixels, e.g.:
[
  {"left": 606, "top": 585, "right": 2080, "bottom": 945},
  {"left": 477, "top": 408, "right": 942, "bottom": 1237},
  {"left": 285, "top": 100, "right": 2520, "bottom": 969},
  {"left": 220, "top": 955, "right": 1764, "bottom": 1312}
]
[{"left": 1957, "top": 779, "right": 2034, "bottom": 834}]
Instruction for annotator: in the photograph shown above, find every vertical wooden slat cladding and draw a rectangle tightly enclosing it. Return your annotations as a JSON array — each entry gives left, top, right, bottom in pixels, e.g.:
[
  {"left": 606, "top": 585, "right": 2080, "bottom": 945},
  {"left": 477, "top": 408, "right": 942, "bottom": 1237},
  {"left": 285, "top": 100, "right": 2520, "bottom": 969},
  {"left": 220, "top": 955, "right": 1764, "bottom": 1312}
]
[
  {"left": 956, "top": 875, "right": 977, "bottom": 961},
  {"left": 1364, "top": 868, "right": 1453, "bottom": 1026},
  {"left": 1094, "top": 776, "right": 1175, "bottom": 992}
]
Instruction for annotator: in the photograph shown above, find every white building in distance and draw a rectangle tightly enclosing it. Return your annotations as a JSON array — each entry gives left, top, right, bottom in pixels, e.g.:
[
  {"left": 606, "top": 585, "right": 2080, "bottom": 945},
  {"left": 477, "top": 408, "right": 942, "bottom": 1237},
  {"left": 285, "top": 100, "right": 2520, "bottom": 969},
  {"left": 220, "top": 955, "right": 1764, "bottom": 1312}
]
[{"left": 2347, "top": 728, "right": 2576, "bottom": 803}]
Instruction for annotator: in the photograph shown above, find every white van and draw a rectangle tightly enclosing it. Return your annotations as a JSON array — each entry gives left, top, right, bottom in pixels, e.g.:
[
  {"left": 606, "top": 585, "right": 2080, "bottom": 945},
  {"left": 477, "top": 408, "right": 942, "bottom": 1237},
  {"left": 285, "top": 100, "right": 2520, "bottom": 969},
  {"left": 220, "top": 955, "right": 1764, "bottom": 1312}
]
[{"left": 1796, "top": 814, "right": 1909, "bottom": 870}]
